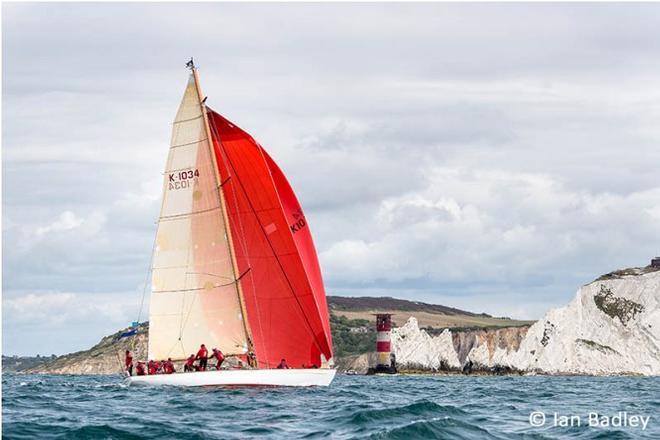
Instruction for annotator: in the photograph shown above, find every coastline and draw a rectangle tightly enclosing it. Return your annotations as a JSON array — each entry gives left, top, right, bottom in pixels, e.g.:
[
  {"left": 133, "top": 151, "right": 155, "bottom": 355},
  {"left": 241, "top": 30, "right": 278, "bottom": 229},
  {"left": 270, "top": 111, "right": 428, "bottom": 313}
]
[{"left": 6, "top": 369, "right": 650, "bottom": 378}]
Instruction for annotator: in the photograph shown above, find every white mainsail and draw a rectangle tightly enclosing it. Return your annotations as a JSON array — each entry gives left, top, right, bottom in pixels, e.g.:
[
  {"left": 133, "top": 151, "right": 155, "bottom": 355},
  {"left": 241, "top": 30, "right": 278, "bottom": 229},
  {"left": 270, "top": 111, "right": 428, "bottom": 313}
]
[{"left": 148, "top": 76, "right": 248, "bottom": 361}]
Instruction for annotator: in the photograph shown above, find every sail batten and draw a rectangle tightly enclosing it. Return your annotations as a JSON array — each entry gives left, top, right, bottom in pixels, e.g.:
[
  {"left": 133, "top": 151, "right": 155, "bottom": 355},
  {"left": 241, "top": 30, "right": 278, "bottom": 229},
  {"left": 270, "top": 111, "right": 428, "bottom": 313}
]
[
  {"left": 158, "top": 206, "right": 224, "bottom": 221},
  {"left": 170, "top": 138, "right": 209, "bottom": 149}
]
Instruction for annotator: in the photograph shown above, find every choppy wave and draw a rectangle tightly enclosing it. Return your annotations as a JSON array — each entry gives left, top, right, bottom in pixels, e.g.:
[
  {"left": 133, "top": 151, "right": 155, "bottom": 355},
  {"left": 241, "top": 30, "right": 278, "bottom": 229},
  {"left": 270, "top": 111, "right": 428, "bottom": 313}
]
[{"left": 2, "top": 374, "right": 658, "bottom": 439}]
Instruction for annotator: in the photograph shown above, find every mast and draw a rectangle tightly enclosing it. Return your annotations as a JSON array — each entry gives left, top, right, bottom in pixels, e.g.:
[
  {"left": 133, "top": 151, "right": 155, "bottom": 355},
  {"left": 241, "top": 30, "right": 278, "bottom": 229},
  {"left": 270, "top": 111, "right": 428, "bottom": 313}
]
[{"left": 188, "top": 59, "right": 257, "bottom": 366}]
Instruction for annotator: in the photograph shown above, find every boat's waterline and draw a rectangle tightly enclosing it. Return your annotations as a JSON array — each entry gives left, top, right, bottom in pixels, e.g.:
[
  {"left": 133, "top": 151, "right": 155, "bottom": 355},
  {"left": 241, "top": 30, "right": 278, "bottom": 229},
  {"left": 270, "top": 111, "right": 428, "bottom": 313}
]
[{"left": 126, "top": 368, "right": 337, "bottom": 387}]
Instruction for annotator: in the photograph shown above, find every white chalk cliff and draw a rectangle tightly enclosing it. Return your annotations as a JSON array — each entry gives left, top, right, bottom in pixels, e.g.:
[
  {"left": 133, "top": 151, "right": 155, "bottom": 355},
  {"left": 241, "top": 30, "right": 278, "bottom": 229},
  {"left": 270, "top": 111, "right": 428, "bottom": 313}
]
[{"left": 392, "top": 267, "right": 660, "bottom": 375}]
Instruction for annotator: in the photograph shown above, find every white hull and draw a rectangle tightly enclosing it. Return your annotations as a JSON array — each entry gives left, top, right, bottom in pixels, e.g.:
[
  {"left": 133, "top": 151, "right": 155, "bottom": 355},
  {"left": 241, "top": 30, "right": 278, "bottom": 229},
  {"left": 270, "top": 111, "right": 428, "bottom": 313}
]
[{"left": 126, "top": 368, "right": 336, "bottom": 387}]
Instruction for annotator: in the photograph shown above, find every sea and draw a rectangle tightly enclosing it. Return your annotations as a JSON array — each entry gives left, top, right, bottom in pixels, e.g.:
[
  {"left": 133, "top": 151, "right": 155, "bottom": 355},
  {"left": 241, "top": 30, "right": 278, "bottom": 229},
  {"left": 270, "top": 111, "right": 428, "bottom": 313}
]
[{"left": 2, "top": 373, "right": 658, "bottom": 439}]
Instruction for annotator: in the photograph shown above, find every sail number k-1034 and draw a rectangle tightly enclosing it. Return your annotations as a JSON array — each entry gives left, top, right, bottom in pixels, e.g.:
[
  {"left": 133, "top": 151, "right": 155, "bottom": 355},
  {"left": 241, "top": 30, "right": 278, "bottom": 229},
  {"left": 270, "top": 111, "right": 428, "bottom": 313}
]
[{"left": 168, "top": 168, "right": 200, "bottom": 190}]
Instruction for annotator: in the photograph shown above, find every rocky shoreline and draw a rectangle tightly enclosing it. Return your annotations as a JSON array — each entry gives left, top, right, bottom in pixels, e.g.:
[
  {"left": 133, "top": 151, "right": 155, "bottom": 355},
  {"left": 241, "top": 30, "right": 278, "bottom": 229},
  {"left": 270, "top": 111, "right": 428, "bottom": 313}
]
[{"left": 389, "top": 266, "right": 660, "bottom": 376}]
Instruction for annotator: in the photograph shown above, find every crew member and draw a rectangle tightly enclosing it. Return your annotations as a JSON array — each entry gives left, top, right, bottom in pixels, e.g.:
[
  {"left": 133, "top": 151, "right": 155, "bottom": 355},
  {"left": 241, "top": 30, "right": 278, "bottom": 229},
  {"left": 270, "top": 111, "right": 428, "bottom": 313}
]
[
  {"left": 136, "top": 361, "right": 146, "bottom": 376},
  {"left": 163, "top": 358, "right": 175, "bottom": 374},
  {"left": 212, "top": 348, "right": 225, "bottom": 370},
  {"left": 147, "top": 360, "right": 156, "bottom": 375},
  {"left": 277, "top": 358, "right": 289, "bottom": 369},
  {"left": 195, "top": 344, "right": 208, "bottom": 371},
  {"left": 184, "top": 354, "right": 196, "bottom": 372},
  {"left": 125, "top": 350, "right": 133, "bottom": 376},
  {"left": 153, "top": 360, "right": 162, "bottom": 374}
]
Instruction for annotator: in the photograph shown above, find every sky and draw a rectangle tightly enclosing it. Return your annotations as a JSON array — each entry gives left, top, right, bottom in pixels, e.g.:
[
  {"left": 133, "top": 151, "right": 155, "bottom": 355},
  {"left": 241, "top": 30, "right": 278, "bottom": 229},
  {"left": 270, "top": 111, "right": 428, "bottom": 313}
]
[{"left": 3, "top": 3, "right": 660, "bottom": 356}]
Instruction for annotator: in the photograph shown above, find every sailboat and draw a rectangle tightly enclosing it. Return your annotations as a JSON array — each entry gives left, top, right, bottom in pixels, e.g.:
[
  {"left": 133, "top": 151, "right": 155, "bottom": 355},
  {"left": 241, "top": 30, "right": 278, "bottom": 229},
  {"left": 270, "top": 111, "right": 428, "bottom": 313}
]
[{"left": 128, "top": 61, "right": 335, "bottom": 387}]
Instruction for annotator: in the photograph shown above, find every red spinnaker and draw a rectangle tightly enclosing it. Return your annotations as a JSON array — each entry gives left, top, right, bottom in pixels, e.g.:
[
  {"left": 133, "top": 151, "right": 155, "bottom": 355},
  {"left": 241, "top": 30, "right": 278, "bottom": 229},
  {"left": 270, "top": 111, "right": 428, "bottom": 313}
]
[{"left": 207, "top": 109, "right": 333, "bottom": 369}]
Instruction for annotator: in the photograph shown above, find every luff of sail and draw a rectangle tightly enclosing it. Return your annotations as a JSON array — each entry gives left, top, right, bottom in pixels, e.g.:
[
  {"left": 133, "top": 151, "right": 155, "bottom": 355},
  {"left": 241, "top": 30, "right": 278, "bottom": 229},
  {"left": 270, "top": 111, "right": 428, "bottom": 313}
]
[
  {"left": 207, "top": 110, "right": 334, "bottom": 369},
  {"left": 148, "top": 76, "right": 249, "bottom": 361}
]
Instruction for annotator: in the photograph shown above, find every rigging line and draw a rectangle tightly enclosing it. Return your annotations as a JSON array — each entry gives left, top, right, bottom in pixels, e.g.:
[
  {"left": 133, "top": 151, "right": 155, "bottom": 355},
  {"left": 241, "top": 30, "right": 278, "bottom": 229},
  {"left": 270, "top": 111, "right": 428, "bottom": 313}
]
[
  {"left": 180, "top": 340, "right": 187, "bottom": 360},
  {"left": 178, "top": 255, "right": 193, "bottom": 342},
  {"left": 178, "top": 244, "right": 201, "bottom": 345},
  {"left": 158, "top": 205, "right": 223, "bottom": 221},
  {"left": 169, "top": 138, "right": 209, "bottom": 149},
  {"left": 186, "top": 271, "right": 235, "bottom": 281},
  {"left": 163, "top": 338, "right": 182, "bottom": 361},
  {"left": 179, "top": 286, "right": 199, "bottom": 342},
  {"left": 172, "top": 114, "right": 203, "bottom": 124},
  {"left": 153, "top": 278, "right": 245, "bottom": 293},
  {"left": 154, "top": 260, "right": 235, "bottom": 271},
  {"left": 208, "top": 111, "right": 324, "bottom": 356},
  {"left": 208, "top": 114, "right": 266, "bottom": 363}
]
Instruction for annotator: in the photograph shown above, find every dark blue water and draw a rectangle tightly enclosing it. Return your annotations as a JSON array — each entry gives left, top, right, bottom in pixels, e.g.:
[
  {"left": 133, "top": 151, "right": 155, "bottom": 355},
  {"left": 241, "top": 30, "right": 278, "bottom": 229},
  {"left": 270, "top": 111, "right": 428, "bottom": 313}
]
[{"left": 2, "top": 374, "right": 658, "bottom": 439}]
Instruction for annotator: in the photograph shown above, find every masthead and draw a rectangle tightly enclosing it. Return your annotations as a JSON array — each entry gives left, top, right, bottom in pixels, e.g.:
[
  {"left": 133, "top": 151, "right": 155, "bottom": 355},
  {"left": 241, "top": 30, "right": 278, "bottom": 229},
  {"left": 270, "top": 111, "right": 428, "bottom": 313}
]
[{"left": 186, "top": 57, "right": 195, "bottom": 70}]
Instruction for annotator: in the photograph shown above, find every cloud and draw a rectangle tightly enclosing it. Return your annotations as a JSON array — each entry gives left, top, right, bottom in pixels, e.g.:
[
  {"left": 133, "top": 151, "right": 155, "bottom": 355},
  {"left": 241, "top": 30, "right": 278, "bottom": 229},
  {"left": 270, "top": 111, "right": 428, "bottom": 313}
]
[
  {"left": 4, "top": 292, "right": 76, "bottom": 322},
  {"left": 2, "top": 290, "right": 147, "bottom": 355},
  {"left": 320, "top": 167, "right": 660, "bottom": 295},
  {"left": 4, "top": 2, "right": 660, "bottom": 354},
  {"left": 4, "top": 291, "right": 140, "bottom": 324},
  {"left": 35, "top": 211, "right": 84, "bottom": 236},
  {"left": 9, "top": 209, "right": 106, "bottom": 256}
]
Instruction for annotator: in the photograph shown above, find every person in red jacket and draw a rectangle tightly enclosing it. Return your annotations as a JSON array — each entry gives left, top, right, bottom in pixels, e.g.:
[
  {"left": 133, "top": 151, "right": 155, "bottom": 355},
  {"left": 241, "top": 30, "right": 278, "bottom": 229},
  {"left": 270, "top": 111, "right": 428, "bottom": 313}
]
[
  {"left": 136, "top": 361, "right": 146, "bottom": 376},
  {"left": 153, "top": 360, "right": 162, "bottom": 374},
  {"left": 124, "top": 350, "right": 133, "bottom": 376},
  {"left": 163, "top": 358, "right": 176, "bottom": 374},
  {"left": 211, "top": 348, "right": 225, "bottom": 370},
  {"left": 184, "top": 354, "right": 196, "bottom": 372},
  {"left": 147, "top": 360, "right": 156, "bottom": 375},
  {"left": 277, "top": 359, "right": 289, "bottom": 369},
  {"left": 195, "top": 344, "right": 208, "bottom": 371}
]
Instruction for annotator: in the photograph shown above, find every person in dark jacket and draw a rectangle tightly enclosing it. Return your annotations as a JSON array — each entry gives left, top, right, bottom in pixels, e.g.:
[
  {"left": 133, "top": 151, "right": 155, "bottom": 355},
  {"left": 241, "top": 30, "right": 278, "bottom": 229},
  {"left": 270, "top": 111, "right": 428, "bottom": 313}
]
[{"left": 276, "top": 359, "right": 289, "bottom": 369}]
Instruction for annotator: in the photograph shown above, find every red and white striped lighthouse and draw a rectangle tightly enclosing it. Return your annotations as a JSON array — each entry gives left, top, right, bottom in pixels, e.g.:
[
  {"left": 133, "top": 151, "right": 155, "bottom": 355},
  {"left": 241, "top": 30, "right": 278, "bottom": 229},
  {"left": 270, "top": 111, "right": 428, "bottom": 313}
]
[{"left": 375, "top": 314, "right": 392, "bottom": 368}]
